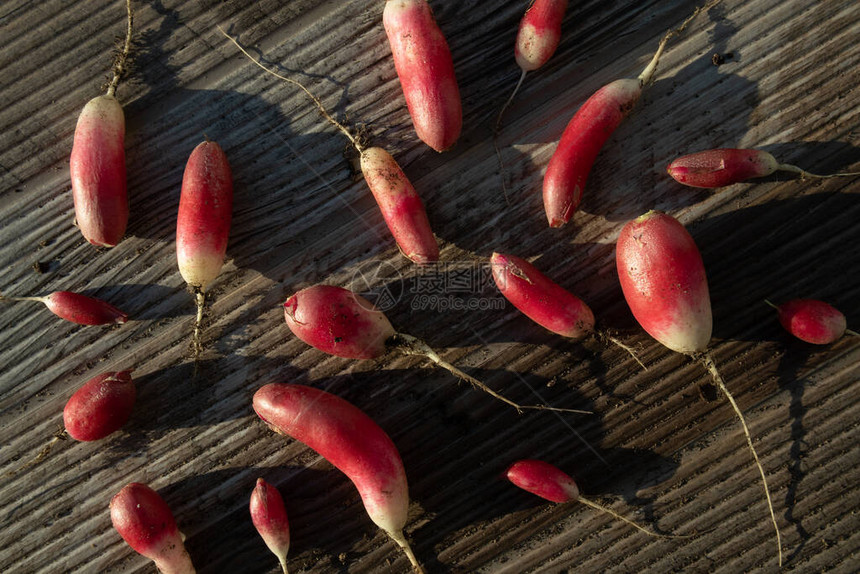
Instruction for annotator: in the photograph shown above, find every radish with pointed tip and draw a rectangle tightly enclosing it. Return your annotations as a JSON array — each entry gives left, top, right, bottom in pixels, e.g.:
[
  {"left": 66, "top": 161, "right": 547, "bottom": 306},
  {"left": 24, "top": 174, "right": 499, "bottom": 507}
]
[
  {"left": 506, "top": 459, "right": 686, "bottom": 538},
  {"left": 176, "top": 140, "right": 233, "bottom": 358},
  {"left": 383, "top": 0, "right": 462, "bottom": 152},
  {"left": 70, "top": 0, "right": 134, "bottom": 247},
  {"left": 765, "top": 299, "right": 855, "bottom": 345},
  {"left": 667, "top": 148, "right": 860, "bottom": 188},
  {"left": 250, "top": 478, "right": 290, "bottom": 574},
  {"left": 253, "top": 383, "right": 424, "bottom": 573},
  {"left": 110, "top": 482, "right": 196, "bottom": 574},
  {"left": 543, "top": 1, "right": 718, "bottom": 228},
  {"left": 616, "top": 210, "right": 782, "bottom": 565},
  {"left": 0, "top": 290, "right": 127, "bottom": 325},
  {"left": 284, "top": 284, "right": 588, "bottom": 414},
  {"left": 219, "top": 28, "right": 439, "bottom": 264}
]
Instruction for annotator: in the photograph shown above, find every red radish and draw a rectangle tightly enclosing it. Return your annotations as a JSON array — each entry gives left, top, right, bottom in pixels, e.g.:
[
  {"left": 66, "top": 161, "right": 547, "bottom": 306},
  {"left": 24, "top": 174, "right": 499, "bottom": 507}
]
[
  {"left": 219, "top": 28, "right": 440, "bottom": 264},
  {"left": 69, "top": 0, "right": 134, "bottom": 247},
  {"left": 0, "top": 290, "right": 127, "bottom": 325},
  {"left": 383, "top": 0, "right": 462, "bottom": 152},
  {"left": 64, "top": 370, "right": 136, "bottom": 441},
  {"left": 284, "top": 284, "right": 589, "bottom": 414},
  {"left": 110, "top": 482, "right": 196, "bottom": 574},
  {"left": 616, "top": 210, "right": 782, "bottom": 565},
  {"left": 667, "top": 148, "right": 860, "bottom": 188},
  {"left": 506, "top": 459, "right": 685, "bottom": 538},
  {"left": 176, "top": 140, "right": 233, "bottom": 357},
  {"left": 543, "top": 1, "right": 718, "bottom": 228},
  {"left": 253, "top": 383, "right": 423, "bottom": 573},
  {"left": 766, "top": 299, "right": 855, "bottom": 345},
  {"left": 250, "top": 478, "right": 291, "bottom": 574}
]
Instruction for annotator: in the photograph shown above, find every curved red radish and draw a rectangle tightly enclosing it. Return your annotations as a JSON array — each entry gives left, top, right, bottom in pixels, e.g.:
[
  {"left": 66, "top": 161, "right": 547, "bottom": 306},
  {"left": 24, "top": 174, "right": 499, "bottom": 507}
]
[
  {"left": 176, "top": 140, "right": 233, "bottom": 356},
  {"left": 616, "top": 210, "right": 782, "bottom": 565},
  {"left": 667, "top": 148, "right": 860, "bottom": 188},
  {"left": 250, "top": 478, "right": 290, "bottom": 574},
  {"left": 64, "top": 371, "right": 136, "bottom": 441},
  {"left": 110, "top": 482, "right": 196, "bottom": 574},
  {"left": 766, "top": 299, "right": 854, "bottom": 345},
  {"left": 383, "top": 0, "right": 462, "bottom": 152},
  {"left": 0, "top": 290, "right": 128, "bottom": 325},
  {"left": 69, "top": 0, "right": 134, "bottom": 247},
  {"left": 253, "top": 383, "right": 423, "bottom": 573},
  {"left": 284, "top": 284, "right": 589, "bottom": 414}
]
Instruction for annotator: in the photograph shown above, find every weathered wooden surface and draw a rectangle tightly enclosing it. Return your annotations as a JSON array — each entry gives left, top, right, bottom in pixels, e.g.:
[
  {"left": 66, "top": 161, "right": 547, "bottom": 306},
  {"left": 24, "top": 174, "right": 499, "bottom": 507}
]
[{"left": 1, "top": 0, "right": 858, "bottom": 572}]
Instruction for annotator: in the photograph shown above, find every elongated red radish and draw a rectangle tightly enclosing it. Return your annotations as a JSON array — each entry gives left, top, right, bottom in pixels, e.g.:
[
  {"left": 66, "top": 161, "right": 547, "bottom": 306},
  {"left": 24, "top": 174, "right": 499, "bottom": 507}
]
[
  {"left": 667, "top": 148, "right": 860, "bottom": 188},
  {"left": 219, "top": 28, "right": 439, "bottom": 264},
  {"left": 383, "top": 0, "right": 462, "bottom": 152},
  {"left": 616, "top": 210, "right": 782, "bottom": 565},
  {"left": 176, "top": 140, "right": 233, "bottom": 357},
  {"left": 284, "top": 284, "right": 589, "bottom": 414},
  {"left": 250, "top": 478, "right": 290, "bottom": 574},
  {"left": 506, "top": 459, "right": 686, "bottom": 538},
  {"left": 0, "top": 290, "right": 127, "bottom": 325},
  {"left": 490, "top": 252, "right": 645, "bottom": 368},
  {"left": 110, "top": 483, "right": 196, "bottom": 574},
  {"left": 543, "top": 1, "right": 718, "bottom": 228},
  {"left": 765, "top": 299, "right": 855, "bottom": 345},
  {"left": 69, "top": 0, "right": 134, "bottom": 247},
  {"left": 253, "top": 383, "right": 423, "bottom": 573}
]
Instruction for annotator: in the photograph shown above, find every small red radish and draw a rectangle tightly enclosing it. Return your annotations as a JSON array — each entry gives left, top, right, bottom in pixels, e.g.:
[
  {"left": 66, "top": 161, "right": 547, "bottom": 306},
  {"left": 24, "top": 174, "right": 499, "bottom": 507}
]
[
  {"left": 69, "top": 0, "right": 134, "bottom": 247},
  {"left": 490, "top": 252, "right": 645, "bottom": 368},
  {"left": 250, "top": 478, "right": 290, "bottom": 574},
  {"left": 110, "top": 482, "right": 196, "bottom": 574},
  {"left": 219, "top": 28, "right": 439, "bottom": 264},
  {"left": 176, "top": 140, "right": 233, "bottom": 357},
  {"left": 543, "top": 1, "right": 717, "bottom": 228},
  {"left": 253, "top": 383, "right": 423, "bottom": 573},
  {"left": 383, "top": 0, "right": 462, "bottom": 152},
  {"left": 506, "top": 459, "right": 687, "bottom": 537},
  {"left": 766, "top": 299, "right": 855, "bottom": 345},
  {"left": 64, "top": 370, "right": 136, "bottom": 441},
  {"left": 284, "top": 284, "right": 589, "bottom": 414},
  {"left": 616, "top": 210, "right": 782, "bottom": 565},
  {"left": 0, "top": 290, "right": 128, "bottom": 325},
  {"left": 667, "top": 148, "right": 860, "bottom": 188}
]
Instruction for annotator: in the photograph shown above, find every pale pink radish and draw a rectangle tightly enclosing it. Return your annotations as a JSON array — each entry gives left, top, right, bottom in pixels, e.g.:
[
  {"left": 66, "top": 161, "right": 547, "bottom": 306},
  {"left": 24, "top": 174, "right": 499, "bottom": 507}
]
[
  {"left": 506, "top": 459, "right": 687, "bottom": 538},
  {"left": 383, "top": 0, "right": 462, "bottom": 152},
  {"left": 616, "top": 210, "right": 782, "bottom": 565},
  {"left": 110, "top": 482, "right": 196, "bottom": 574},
  {"left": 250, "top": 478, "right": 290, "bottom": 574},
  {"left": 667, "top": 148, "right": 860, "bottom": 188},
  {"left": 766, "top": 299, "right": 856, "bottom": 345},
  {"left": 0, "top": 290, "right": 127, "bottom": 325},
  {"left": 69, "top": 0, "right": 134, "bottom": 247},
  {"left": 284, "top": 284, "right": 590, "bottom": 414},
  {"left": 543, "top": 1, "right": 718, "bottom": 228},
  {"left": 176, "top": 140, "right": 233, "bottom": 357},
  {"left": 253, "top": 383, "right": 424, "bottom": 573},
  {"left": 219, "top": 28, "right": 439, "bottom": 264}
]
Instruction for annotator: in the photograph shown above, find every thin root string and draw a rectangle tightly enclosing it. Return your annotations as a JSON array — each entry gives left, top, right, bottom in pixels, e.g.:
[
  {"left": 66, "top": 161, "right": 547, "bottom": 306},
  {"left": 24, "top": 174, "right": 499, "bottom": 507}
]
[
  {"left": 391, "top": 333, "right": 591, "bottom": 415},
  {"left": 697, "top": 351, "right": 783, "bottom": 567},
  {"left": 0, "top": 295, "right": 46, "bottom": 304},
  {"left": 777, "top": 163, "right": 860, "bottom": 181},
  {"left": 577, "top": 496, "right": 693, "bottom": 539},
  {"left": 492, "top": 70, "right": 528, "bottom": 207},
  {"left": 217, "top": 25, "right": 362, "bottom": 152},
  {"left": 388, "top": 530, "right": 425, "bottom": 574},
  {"left": 278, "top": 557, "right": 289, "bottom": 574},
  {"left": 6, "top": 430, "right": 68, "bottom": 477},
  {"left": 107, "top": 0, "right": 134, "bottom": 97},
  {"left": 595, "top": 330, "right": 648, "bottom": 371},
  {"left": 192, "top": 289, "right": 205, "bottom": 362}
]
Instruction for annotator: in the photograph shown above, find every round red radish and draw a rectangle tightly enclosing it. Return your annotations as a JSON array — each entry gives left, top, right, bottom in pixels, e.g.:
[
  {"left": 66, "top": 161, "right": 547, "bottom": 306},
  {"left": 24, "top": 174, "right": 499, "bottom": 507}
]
[
  {"left": 667, "top": 148, "right": 781, "bottom": 188},
  {"left": 515, "top": 0, "right": 568, "bottom": 71},
  {"left": 250, "top": 478, "right": 290, "bottom": 574},
  {"left": 771, "top": 299, "right": 848, "bottom": 345},
  {"left": 383, "top": 0, "right": 462, "bottom": 152},
  {"left": 110, "top": 483, "right": 196, "bottom": 574},
  {"left": 616, "top": 210, "right": 712, "bottom": 354},
  {"left": 63, "top": 371, "right": 135, "bottom": 441},
  {"left": 284, "top": 285, "right": 396, "bottom": 359},
  {"left": 490, "top": 252, "right": 594, "bottom": 340},
  {"left": 506, "top": 459, "right": 579, "bottom": 503},
  {"left": 70, "top": 94, "right": 128, "bottom": 247}
]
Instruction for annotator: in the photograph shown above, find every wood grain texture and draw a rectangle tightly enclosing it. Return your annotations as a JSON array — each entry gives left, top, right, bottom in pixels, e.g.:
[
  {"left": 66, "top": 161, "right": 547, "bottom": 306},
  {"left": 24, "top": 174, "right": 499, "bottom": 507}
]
[{"left": 1, "top": 0, "right": 858, "bottom": 572}]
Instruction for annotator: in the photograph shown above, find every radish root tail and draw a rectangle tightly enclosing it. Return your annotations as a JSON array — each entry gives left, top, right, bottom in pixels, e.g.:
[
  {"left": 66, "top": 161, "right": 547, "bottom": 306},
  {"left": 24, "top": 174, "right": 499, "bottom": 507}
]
[
  {"left": 390, "top": 333, "right": 591, "bottom": 415},
  {"left": 6, "top": 430, "right": 68, "bottom": 477},
  {"left": 577, "top": 495, "right": 694, "bottom": 539},
  {"left": 595, "top": 330, "right": 648, "bottom": 371},
  {"left": 107, "top": 0, "right": 134, "bottom": 97},
  {"left": 192, "top": 288, "right": 205, "bottom": 365},
  {"left": 776, "top": 163, "right": 860, "bottom": 181},
  {"left": 697, "top": 351, "right": 783, "bottom": 567},
  {"left": 387, "top": 530, "right": 425, "bottom": 574}
]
